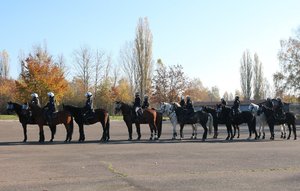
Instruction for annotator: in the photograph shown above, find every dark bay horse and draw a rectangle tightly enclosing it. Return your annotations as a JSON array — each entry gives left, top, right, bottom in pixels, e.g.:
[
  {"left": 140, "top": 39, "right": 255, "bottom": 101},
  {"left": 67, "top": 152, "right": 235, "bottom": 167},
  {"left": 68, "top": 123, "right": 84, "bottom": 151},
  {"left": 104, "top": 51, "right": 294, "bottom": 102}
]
[
  {"left": 6, "top": 101, "right": 49, "bottom": 142},
  {"left": 172, "top": 103, "right": 213, "bottom": 141},
  {"left": 29, "top": 103, "right": 74, "bottom": 142},
  {"left": 261, "top": 105, "right": 297, "bottom": 140},
  {"left": 114, "top": 101, "right": 162, "bottom": 140},
  {"left": 202, "top": 105, "right": 233, "bottom": 140},
  {"left": 216, "top": 104, "right": 257, "bottom": 140},
  {"left": 62, "top": 105, "right": 110, "bottom": 142}
]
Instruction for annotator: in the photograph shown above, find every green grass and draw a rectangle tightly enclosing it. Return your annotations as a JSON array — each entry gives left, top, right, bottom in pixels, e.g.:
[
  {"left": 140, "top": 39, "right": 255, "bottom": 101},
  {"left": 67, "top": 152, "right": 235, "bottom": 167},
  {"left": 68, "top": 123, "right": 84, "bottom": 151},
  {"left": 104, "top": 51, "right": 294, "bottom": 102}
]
[
  {"left": 110, "top": 115, "right": 123, "bottom": 121},
  {"left": 0, "top": 115, "right": 18, "bottom": 120}
]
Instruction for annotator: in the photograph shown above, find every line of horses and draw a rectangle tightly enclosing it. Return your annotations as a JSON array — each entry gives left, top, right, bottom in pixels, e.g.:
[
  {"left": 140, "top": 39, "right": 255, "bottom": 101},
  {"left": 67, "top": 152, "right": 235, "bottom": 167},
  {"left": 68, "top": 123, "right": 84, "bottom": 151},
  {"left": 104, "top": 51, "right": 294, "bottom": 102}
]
[{"left": 5, "top": 101, "right": 297, "bottom": 143}]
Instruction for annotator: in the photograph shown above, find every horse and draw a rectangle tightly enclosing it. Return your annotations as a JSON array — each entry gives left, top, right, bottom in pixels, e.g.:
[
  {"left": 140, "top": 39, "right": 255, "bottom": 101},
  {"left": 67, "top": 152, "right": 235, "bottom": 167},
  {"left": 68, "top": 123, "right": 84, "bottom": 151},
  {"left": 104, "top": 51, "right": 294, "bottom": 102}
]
[
  {"left": 218, "top": 104, "right": 258, "bottom": 140},
  {"left": 29, "top": 103, "right": 74, "bottom": 142},
  {"left": 6, "top": 101, "right": 50, "bottom": 142},
  {"left": 261, "top": 105, "right": 297, "bottom": 140},
  {"left": 249, "top": 103, "right": 287, "bottom": 139},
  {"left": 114, "top": 101, "right": 162, "bottom": 140},
  {"left": 172, "top": 103, "right": 213, "bottom": 141},
  {"left": 202, "top": 105, "right": 233, "bottom": 140},
  {"left": 62, "top": 104, "right": 110, "bottom": 142}
]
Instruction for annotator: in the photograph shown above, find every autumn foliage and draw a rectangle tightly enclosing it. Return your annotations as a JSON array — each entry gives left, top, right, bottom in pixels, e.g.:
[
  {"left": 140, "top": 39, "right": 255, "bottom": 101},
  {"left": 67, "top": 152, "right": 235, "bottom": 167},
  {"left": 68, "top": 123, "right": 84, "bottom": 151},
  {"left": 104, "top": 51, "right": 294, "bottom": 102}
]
[{"left": 15, "top": 52, "right": 68, "bottom": 105}]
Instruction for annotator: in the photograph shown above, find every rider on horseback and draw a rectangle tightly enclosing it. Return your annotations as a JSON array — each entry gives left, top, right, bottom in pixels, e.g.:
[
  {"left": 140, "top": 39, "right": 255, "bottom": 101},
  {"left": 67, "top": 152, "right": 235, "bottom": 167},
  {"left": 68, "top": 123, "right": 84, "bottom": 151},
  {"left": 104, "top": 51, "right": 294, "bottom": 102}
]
[
  {"left": 180, "top": 95, "right": 186, "bottom": 108},
  {"left": 265, "top": 98, "right": 274, "bottom": 109},
  {"left": 232, "top": 96, "right": 240, "bottom": 116},
  {"left": 83, "top": 92, "right": 94, "bottom": 121},
  {"left": 44, "top": 92, "right": 56, "bottom": 125},
  {"left": 31, "top": 93, "right": 40, "bottom": 107},
  {"left": 186, "top": 96, "right": 194, "bottom": 117},
  {"left": 134, "top": 92, "right": 142, "bottom": 117},
  {"left": 275, "top": 97, "right": 285, "bottom": 120},
  {"left": 142, "top": 95, "right": 149, "bottom": 109},
  {"left": 221, "top": 98, "right": 227, "bottom": 108}
]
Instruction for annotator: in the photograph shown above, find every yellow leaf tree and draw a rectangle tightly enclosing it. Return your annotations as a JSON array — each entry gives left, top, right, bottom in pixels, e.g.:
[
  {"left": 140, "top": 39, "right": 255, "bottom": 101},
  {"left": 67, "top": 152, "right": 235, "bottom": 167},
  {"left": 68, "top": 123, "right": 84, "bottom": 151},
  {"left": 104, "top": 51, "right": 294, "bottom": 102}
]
[{"left": 15, "top": 48, "right": 68, "bottom": 106}]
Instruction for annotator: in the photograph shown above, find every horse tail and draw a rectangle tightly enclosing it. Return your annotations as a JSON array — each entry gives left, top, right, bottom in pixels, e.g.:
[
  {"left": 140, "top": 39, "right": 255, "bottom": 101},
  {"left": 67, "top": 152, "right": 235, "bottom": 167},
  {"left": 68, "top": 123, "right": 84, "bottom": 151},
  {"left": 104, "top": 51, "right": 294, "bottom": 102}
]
[
  {"left": 69, "top": 115, "right": 74, "bottom": 136},
  {"left": 106, "top": 114, "right": 110, "bottom": 139},
  {"left": 207, "top": 113, "right": 213, "bottom": 135},
  {"left": 156, "top": 112, "right": 163, "bottom": 138}
]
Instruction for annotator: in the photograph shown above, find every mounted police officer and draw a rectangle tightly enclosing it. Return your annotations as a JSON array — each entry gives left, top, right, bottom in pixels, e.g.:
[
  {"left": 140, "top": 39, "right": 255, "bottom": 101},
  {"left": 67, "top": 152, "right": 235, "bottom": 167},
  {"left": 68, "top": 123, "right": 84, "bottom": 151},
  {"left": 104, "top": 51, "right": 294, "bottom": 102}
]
[
  {"left": 133, "top": 92, "right": 142, "bottom": 117},
  {"left": 221, "top": 98, "right": 227, "bottom": 108},
  {"left": 31, "top": 93, "right": 40, "bottom": 107},
  {"left": 232, "top": 96, "right": 240, "bottom": 116},
  {"left": 179, "top": 95, "right": 185, "bottom": 108},
  {"left": 265, "top": 98, "right": 274, "bottom": 109},
  {"left": 275, "top": 97, "right": 285, "bottom": 120},
  {"left": 142, "top": 95, "right": 149, "bottom": 109},
  {"left": 44, "top": 92, "right": 56, "bottom": 125},
  {"left": 83, "top": 91, "right": 93, "bottom": 121},
  {"left": 186, "top": 95, "right": 194, "bottom": 117}
]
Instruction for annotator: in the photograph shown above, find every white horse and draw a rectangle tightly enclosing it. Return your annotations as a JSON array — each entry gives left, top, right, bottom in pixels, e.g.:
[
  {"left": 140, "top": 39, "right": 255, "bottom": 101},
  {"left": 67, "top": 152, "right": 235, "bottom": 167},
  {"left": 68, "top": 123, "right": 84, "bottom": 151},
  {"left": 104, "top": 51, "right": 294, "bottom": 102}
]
[
  {"left": 248, "top": 103, "right": 287, "bottom": 139},
  {"left": 160, "top": 102, "right": 213, "bottom": 140}
]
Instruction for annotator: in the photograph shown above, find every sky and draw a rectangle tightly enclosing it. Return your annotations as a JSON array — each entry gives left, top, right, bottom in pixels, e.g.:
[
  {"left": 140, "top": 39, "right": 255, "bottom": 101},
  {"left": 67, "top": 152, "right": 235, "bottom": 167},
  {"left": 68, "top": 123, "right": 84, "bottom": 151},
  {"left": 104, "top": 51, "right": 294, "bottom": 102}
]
[{"left": 1, "top": 0, "right": 300, "bottom": 96}]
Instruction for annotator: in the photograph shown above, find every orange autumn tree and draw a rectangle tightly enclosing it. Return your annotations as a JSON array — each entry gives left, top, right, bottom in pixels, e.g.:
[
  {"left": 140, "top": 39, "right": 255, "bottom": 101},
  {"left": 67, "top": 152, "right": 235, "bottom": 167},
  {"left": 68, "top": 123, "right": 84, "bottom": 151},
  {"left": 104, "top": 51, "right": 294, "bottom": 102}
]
[{"left": 15, "top": 48, "right": 68, "bottom": 106}]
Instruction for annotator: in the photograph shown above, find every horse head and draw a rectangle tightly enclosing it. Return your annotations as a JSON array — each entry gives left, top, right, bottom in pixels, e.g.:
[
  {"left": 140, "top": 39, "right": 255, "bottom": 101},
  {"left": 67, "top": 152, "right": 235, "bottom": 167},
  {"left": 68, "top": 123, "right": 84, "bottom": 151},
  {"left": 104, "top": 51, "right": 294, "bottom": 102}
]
[
  {"left": 6, "top": 101, "right": 15, "bottom": 114},
  {"left": 114, "top": 101, "right": 123, "bottom": 115}
]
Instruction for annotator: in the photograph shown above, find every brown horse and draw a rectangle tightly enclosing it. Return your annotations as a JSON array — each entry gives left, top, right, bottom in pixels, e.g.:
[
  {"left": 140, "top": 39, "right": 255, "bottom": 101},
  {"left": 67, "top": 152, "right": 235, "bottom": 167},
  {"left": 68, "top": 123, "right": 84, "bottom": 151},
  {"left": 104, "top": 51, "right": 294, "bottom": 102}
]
[
  {"left": 115, "top": 101, "right": 162, "bottom": 140},
  {"left": 29, "top": 103, "right": 74, "bottom": 142}
]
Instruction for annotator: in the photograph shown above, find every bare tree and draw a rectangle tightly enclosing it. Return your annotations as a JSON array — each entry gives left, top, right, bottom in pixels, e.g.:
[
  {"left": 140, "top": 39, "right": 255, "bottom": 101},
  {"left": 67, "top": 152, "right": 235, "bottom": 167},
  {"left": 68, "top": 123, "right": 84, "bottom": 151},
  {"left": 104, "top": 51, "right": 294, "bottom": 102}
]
[
  {"left": 253, "top": 53, "right": 264, "bottom": 100},
  {"left": 120, "top": 41, "right": 137, "bottom": 96},
  {"left": 275, "top": 27, "right": 300, "bottom": 96},
  {"left": 0, "top": 50, "right": 9, "bottom": 79},
  {"left": 73, "top": 46, "right": 93, "bottom": 93},
  {"left": 168, "top": 64, "right": 186, "bottom": 102},
  {"left": 152, "top": 59, "right": 169, "bottom": 103},
  {"left": 93, "top": 49, "right": 105, "bottom": 104},
  {"left": 240, "top": 50, "right": 253, "bottom": 100},
  {"left": 134, "top": 17, "right": 153, "bottom": 99}
]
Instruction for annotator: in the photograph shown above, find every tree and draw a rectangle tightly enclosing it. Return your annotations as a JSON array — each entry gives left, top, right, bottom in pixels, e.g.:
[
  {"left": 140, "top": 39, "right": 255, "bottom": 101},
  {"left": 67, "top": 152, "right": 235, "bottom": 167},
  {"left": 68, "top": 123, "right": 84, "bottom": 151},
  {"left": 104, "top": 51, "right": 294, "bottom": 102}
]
[
  {"left": 275, "top": 27, "right": 300, "bottom": 96},
  {"left": 134, "top": 17, "right": 153, "bottom": 99},
  {"left": 119, "top": 41, "right": 137, "bottom": 97},
  {"left": 0, "top": 78, "right": 16, "bottom": 114},
  {"left": 0, "top": 50, "right": 9, "bottom": 79},
  {"left": 185, "top": 78, "right": 210, "bottom": 101},
  {"left": 73, "top": 46, "right": 93, "bottom": 93},
  {"left": 208, "top": 86, "right": 220, "bottom": 102},
  {"left": 15, "top": 46, "right": 68, "bottom": 105},
  {"left": 253, "top": 53, "right": 264, "bottom": 100},
  {"left": 222, "top": 91, "right": 229, "bottom": 101},
  {"left": 152, "top": 59, "right": 169, "bottom": 103},
  {"left": 168, "top": 64, "right": 187, "bottom": 102},
  {"left": 240, "top": 50, "right": 253, "bottom": 100}
]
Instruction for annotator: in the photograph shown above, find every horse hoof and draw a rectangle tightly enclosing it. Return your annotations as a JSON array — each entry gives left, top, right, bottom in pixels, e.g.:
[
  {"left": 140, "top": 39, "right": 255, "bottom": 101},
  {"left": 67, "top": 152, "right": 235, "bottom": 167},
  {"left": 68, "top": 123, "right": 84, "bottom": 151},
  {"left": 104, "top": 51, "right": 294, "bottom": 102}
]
[
  {"left": 172, "top": 137, "right": 176, "bottom": 140},
  {"left": 294, "top": 137, "right": 297, "bottom": 140},
  {"left": 49, "top": 139, "right": 53, "bottom": 142},
  {"left": 262, "top": 136, "right": 265, "bottom": 139},
  {"left": 287, "top": 137, "right": 290, "bottom": 140},
  {"left": 149, "top": 137, "right": 153, "bottom": 141}
]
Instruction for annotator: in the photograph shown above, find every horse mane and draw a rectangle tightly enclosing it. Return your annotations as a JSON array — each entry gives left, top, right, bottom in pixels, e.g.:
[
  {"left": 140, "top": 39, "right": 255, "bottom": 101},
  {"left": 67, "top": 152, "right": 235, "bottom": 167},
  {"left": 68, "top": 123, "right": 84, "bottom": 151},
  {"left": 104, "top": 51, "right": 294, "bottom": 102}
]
[{"left": 173, "top": 102, "right": 181, "bottom": 107}]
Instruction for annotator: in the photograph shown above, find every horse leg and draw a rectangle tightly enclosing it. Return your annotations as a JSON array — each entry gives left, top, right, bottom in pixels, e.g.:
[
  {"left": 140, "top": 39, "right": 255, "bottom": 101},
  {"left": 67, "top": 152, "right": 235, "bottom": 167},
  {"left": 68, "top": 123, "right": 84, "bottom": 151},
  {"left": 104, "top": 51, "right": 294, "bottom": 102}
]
[
  {"left": 237, "top": 125, "right": 240, "bottom": 138},
  {"left": 269, "top": 124, "right": 275, "bottom": 140},
  {"left": 100, "top": 120, "right": 107, "bottom": 142},
  {"left": 191, "top": 124, "right": 196, "bottom": 139},
  {"left": 292, "top": 123, "right": 297, "bottom": 140},
  {"left": 22, "top": 124, "right": 27, "bottom": 142},
  {"left": 136, "top": 123, "right": 141, "bottom": 140},
  {"left": 180, "top": 124, "right": 184, "bottom": 140},
  {"left": 202, "top": 123, "right": 208, "bottom": 141},
  {"left": 38, "top": 125, "right": 45, "bottom": 143},
  {"left": 172, "top": 121, "right": 177, "bottom": 140},
  {"left": 78, "top": 124, "right": 85, "bottom": 142},
  {"left": 125, "top": 121, "right": 133, "bottom": 140},
  {"left": 213, "top": 122, "right": 218, "bottom": 138},
  {"left": 50, "top": 125, "right": 56, "bottom": 142},
  {"left": 153, "top": 122, "right": 158, "bottom": 140},
  {"left": 148, "top": 124, "right": 153, "bottom": 141},
  {"left": 287, "top": 124, "right": 291, "bottom": 140}
]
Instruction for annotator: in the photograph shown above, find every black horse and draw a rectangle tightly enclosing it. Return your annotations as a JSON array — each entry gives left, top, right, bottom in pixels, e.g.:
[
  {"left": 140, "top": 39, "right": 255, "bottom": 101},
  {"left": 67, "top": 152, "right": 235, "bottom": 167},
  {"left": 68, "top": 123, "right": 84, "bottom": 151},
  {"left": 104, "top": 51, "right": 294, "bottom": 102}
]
[
  {"left": 202, "top": 105, "right": 233, "bottom": 140},
  {"left": 62, "top": 104, "right": 110, "bottom": 142},
  {"left": 172, "top": 103, "right": 213, "bottom": 141},
  {"left": 6, "top": 101, "right": 53, "bottom": 142},
  {"left": 114, "top": 101, "right": 162, "bottom": 140},
  {"left": 261, "top": 105, "right": 297, "bottom": 140}
]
